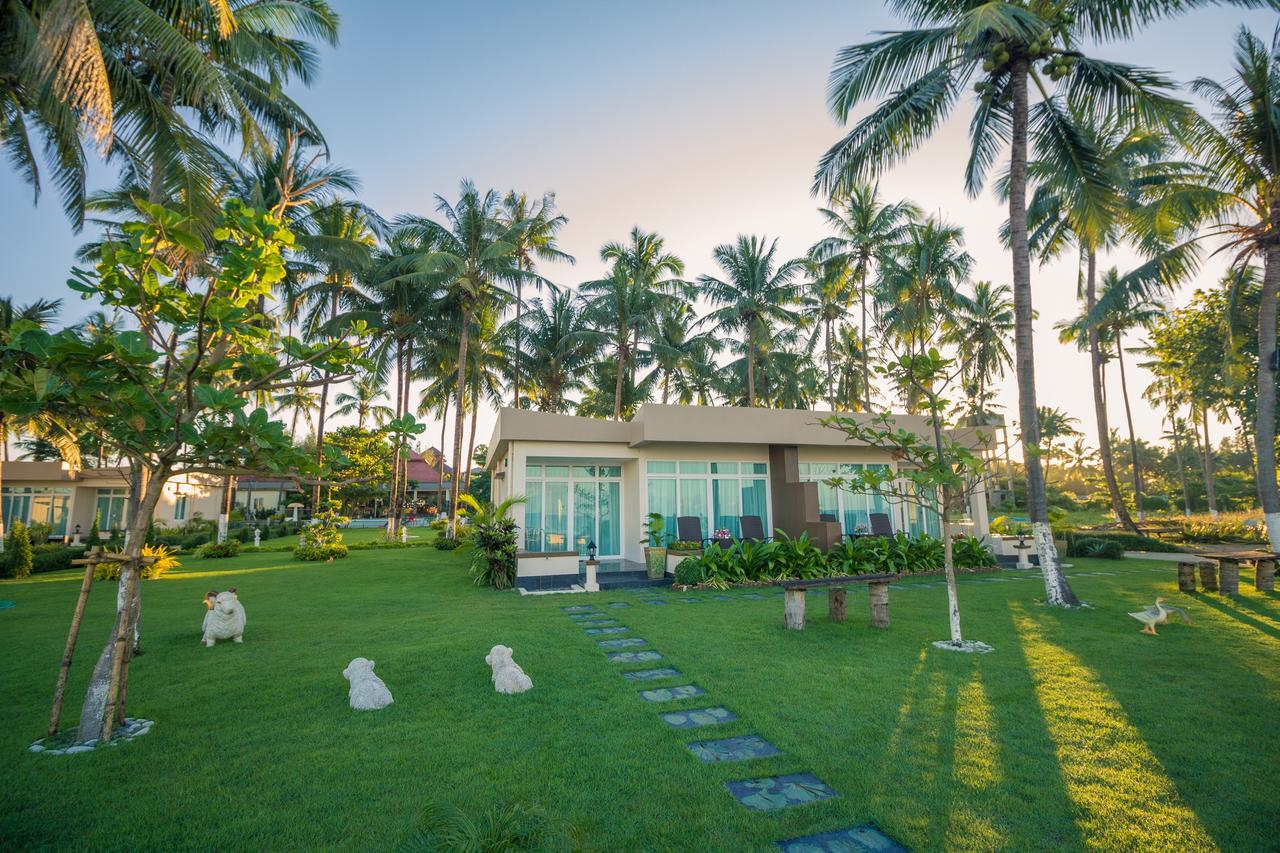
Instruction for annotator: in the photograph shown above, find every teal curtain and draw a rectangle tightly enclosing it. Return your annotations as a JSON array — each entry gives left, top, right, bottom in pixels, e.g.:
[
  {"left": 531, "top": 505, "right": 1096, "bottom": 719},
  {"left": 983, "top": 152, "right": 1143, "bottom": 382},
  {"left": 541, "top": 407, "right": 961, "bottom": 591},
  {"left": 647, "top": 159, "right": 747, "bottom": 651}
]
[
  {"left": 543, "top": 482, "right": 569, "bottom": 551},
  {"left": 573, "top": 482, "right": 596, "bottom": 553},
  {"left": 741, "top": 479, "right": 768, "bottom": 532},
  {"left": 597, "top": 481, "right": 620, "bottom": 556},
  {"left": 524, "top": 481, "right": 543, "bottom": 551},
  {"left": 712, "top": 479, "right": 741, "bottom": 537},
  {"left": 647, "top": 478, "right": 677, "bottom": 543}
]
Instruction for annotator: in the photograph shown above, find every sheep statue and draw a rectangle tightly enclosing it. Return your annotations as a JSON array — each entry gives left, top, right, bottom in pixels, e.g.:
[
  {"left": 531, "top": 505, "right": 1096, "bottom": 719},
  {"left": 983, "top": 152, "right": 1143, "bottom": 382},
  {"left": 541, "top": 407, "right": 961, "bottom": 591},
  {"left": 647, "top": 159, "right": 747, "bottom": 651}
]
[
  {"left": 485, "top": 644, "right": 533, "bottom": 694},
  {"left": 342, "top": 657, "right": 394, "bottom": 710},
  {"left": 202, "top": 589, "right": 246, "bottom": 647}
]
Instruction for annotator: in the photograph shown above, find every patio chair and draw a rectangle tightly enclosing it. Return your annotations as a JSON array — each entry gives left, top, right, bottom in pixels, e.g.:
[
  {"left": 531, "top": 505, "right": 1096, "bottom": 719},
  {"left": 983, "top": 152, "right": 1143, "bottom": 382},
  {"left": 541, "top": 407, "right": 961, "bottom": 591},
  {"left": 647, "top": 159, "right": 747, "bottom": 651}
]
[
  {"left": 819, "top": 512, "right": 839, "bottom": 525},
  {"left": 869, "top": 512, "right": 894, "bottom": 538},
  {"left": 676, "top": 516, "right": 713, "bottom": 547},
  {"left": 738, "top": 515, "right": 772, "bottom": 543}
]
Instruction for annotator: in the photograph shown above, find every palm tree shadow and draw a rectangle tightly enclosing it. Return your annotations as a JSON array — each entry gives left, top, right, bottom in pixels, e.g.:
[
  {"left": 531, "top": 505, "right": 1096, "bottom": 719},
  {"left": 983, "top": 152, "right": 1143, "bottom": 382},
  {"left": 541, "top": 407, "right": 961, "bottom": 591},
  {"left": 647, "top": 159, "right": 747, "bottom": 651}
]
[{"left": 1189, "top": 593, "right": 1280, "bottom": 643}]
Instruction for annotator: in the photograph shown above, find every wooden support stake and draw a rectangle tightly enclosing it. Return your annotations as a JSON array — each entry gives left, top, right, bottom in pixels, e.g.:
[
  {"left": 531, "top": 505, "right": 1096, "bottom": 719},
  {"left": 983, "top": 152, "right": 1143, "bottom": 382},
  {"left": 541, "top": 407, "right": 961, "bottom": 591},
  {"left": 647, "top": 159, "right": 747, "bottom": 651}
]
[
  {"left": 1219, "top": 560, "right": 1240, "bottom": 595},
  {"left": 783, "top": 588, "right": 806, "bottom": 630},
  {"left": 1177, "top": 562, "right": 1197, "bottom": 594},
  {"left": 828, "top": 587, "right": 847, "bottom": 623},
  {"left": 868, "top": 581, "right": 890, "bottom": 629},
  {"left": 1254, "top": 559, "right": 1275, "bottom": 593},
  {"left": 49, "top": 547, "right": 101, "bottom": 737},
  {"left": 1198, "top": 561, "right": 1218, "bottom": 593}
]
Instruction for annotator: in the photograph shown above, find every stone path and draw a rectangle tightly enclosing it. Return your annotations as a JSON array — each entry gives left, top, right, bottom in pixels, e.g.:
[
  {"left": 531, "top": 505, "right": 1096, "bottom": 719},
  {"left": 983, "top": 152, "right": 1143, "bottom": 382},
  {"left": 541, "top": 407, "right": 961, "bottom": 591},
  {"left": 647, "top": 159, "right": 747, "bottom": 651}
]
[{"left": 561, "top": 600, "right": 905, "bottom": 849}]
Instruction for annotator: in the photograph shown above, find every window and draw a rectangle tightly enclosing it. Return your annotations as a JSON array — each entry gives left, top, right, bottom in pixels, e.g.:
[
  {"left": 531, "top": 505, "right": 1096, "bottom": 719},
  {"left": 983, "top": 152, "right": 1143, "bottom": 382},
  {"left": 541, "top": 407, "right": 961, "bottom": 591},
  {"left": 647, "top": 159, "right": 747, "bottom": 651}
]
[
  {"left": 646, "top": 461, "right": 769, "bottom": 541},
  {"left": 3, "top": 487, "right": 72, "bottom": 536},
  {"left": 95, "top": 487, "right": 129, "bottom": 531},
  {"left": 524, "top": 463, "right": 623, "bottom": 555},
  {"left": 798, "top": 461, "right": 936, "bottom": 536},
  {"left": 174, "top": 495, "right": 188, "bottom": 522}
]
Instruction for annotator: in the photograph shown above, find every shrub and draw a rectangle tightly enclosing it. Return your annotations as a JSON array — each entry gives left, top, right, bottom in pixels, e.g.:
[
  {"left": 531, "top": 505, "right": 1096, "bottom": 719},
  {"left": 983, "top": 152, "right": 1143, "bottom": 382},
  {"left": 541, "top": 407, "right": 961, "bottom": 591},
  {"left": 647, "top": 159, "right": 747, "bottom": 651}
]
[
  {"left": 460, "top": 495, "right": 526, "bottom": 589},
  {"left": 1061, "top": 530, "right": 1181, "bottom": 554},
  {"left": 3, "top": 521, "right": 34, "bottom": 578},
  {"left": 433, "top": 537, "right": 460, "bottom": 551},
  {"left": 1176, "top": 520, "right": 1266, "bottom": 544},
  {"left": 673, "top": 556, "right": 705, "bottom": 586},
  {"left": 825, "top": 537, "right": 877, "bottom": 576},
  {"left": 95, "top": 544, "right": 182, "bottom": 580},
  {"left": 31, "top": 543, "right": 86, "bottom": 574},
  {"left": 667, "top": 540, "right": 705, "bottom": 552},
  {"left": 198, "top": 540, "right": 241, "bottom": 559},
  {"left": 294, "top": 502, "right": 350, "bottom": 562},
  {"left": 1065, "top": 536, "right": 1125, "bottom": 559},
  {"left": 771, "top": 532, "right": 827, "bottom": 579},
  {"left": 182, "top": 532, "right": 210, "bottom": 549},
  {"left": 25, "top": 520, "right": 53, "bottom": 543},
  {"left": 951, "top": 535, "right": 997, "bottom": 569},
  {"left": 399, "top": 800, "right": 571, "bottom": 852}
]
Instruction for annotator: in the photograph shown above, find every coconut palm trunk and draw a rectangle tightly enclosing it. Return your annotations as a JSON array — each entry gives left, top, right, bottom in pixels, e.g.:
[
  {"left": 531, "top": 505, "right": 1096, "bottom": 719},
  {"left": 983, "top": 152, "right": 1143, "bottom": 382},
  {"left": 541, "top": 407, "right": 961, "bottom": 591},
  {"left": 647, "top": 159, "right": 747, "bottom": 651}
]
[
  {"left": 861, "top": 267, "right": 872, "bottom": 411},
  {"left": 448, "top": 308, "right": 472, "bottom": 538},
  {"left": 825, "top": 317, "right": 836, "bottom": 410},
  {"left": 464, "top": 389, "right": 478, "bottom": 494},
  {"left": 1009, "top": 60, "right": 1078, "bottom": 608},
  {"left": 747, "top": 324, "right": 757, "bottom": 407},
  {"left": 1259, "top": 240, "right": 1280, "bottom": 549},
  {"left": 387, "top": 339, "right": 404, "bottom": 540},
  {"left": 1200, "top": 407, "right": 1219, "bottom": 518},
  {"left": 1114, "top": 332, "right": 1145, "bottom": 521},
  {"left": 1085, "top": 252, "right": 1138, "bottom": 532},
  {"left": 1169, "top": 412, "right": 1192, "bottom": 517}
]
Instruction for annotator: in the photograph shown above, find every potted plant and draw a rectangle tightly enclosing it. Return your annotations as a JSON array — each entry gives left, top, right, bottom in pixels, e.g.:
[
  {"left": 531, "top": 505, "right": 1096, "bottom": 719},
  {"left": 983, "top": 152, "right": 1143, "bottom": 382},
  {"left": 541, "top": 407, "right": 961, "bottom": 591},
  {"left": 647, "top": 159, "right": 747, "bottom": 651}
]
[{"left": 640, "top": 513, "right": 668, "bottom": 579}]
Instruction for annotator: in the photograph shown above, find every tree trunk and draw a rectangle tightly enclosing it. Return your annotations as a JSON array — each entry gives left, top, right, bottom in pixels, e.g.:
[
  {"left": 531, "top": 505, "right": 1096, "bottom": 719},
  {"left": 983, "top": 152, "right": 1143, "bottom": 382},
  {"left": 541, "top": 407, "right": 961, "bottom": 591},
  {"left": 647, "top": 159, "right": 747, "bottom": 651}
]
[
  {"left": 464, "top": 392, "right": 478, "bottom": 494},
  {"left": 387, "top": 339, "right": 403, "bottom": 541},
  {"left": 448, "top": 309, "right": 472, "bottom": 538},
  {"left": 1170, "top": 411, "right": 1192, "bottom": 517},
  {"left": 77, "top": 469, "right": 163, "bottom": 743},
  {"left": 513, "top": 260, "right": 525, "bottom": 409},
  {"left": 612, "top": 339, "right": 626, "bottom": 421},
  {"left": 1085, "top": 251, "right": 1138, "bottom": 532},
  {"left": 1008, "top": 59, "right": 1078, "bottom": 608},
  {"left": 747, "top": 324, "right": 757, "bottom": 407},
  {"left": 312, "top": 290, "right": 339, "bottom": 510},
  {"left": 438, "top": 399, "right": 448, "bottom": 513},
  {"left": 1115, "top": 334, "right": 1144, "bottom": 521},
  {"left": 49, "top": 547, "right": 98, "bottom": 736},
  {"left": 1259, "top": 242, "right": 1280, "bottom": 549},
  {"left": 825, "top": 317, "right": 836, "bottom": 411},
  {"left": 1201, "top": 408, "right": 1219, "bottom": 518},
  {"left": 861, "top": 265, "right": 872, "bottom": 412}
]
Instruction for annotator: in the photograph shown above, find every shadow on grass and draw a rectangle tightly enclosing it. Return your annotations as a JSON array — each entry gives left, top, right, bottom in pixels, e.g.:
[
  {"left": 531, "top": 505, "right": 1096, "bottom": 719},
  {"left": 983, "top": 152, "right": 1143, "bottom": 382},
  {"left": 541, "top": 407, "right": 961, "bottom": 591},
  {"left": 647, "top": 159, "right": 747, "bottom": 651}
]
[{"left": 1189, "top": 593, "right": 1280, "bottom": 643}]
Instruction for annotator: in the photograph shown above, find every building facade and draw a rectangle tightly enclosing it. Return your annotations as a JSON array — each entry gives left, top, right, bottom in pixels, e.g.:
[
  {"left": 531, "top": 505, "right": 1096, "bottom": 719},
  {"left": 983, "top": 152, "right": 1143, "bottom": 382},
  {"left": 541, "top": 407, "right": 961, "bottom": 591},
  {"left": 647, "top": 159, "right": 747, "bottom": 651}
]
[
  {"left": 485, "top": 405, "right": 991, "bottom": 587},
  {"left": 0, "top": 461, "right": 222, "bottom": 541}
]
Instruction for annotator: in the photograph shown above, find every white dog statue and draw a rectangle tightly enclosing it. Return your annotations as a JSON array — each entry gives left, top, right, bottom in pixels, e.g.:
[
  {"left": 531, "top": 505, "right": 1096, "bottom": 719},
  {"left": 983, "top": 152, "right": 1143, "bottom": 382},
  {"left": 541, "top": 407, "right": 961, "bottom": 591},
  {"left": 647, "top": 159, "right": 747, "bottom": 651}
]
[
  {"left": 202, "top": 589, "right": 246, "bottom": 647},
  {"left": 485, "top": 644, "right": 533, "bottom": 694},
  {"left": 342, "top": 657, "right": 394, "bottom": 710}
]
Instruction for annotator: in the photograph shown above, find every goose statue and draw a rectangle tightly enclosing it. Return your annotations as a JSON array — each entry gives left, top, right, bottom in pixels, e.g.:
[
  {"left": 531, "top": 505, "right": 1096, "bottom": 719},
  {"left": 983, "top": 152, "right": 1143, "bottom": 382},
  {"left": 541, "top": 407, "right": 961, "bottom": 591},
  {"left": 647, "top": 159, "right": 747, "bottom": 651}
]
[{"left": 1129, "top": 597, "right": 1191, "bottom": 635}]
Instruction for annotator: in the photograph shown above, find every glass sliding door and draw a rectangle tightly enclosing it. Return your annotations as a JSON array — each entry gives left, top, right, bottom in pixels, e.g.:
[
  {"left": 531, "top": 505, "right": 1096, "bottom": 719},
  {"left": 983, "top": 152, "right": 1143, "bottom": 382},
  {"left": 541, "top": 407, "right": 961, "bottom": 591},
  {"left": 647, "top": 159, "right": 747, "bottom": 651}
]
[
  {"left": 543, "top": 481, "right": 569, "bottom": 551},
  {"left": 525, "top": 462, "right": 624, "bottom": 557},
  {"left": 712, "top": 479, "right": 741, "bottom": 538},
  {"left": 573, "top": 482, "right": 597, "bottom": 553},
  {"left": 597, "top": 481, "right": 621, "bottom": 557}
]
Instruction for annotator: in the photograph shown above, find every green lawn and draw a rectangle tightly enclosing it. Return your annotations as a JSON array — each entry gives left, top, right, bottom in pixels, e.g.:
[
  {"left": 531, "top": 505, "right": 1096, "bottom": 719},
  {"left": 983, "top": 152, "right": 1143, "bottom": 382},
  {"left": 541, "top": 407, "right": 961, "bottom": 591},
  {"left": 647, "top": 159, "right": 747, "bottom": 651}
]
[{"left": 1, "top": 548, "right": 1276, "bottom": 850}]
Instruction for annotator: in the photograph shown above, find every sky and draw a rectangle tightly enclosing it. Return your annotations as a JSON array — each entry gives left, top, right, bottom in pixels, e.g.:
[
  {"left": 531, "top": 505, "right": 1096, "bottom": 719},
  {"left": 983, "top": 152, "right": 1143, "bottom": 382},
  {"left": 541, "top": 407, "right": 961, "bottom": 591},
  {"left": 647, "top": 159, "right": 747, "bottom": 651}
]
[{"left": 2, "top": 1, "right": 1278, "bottom": 461}]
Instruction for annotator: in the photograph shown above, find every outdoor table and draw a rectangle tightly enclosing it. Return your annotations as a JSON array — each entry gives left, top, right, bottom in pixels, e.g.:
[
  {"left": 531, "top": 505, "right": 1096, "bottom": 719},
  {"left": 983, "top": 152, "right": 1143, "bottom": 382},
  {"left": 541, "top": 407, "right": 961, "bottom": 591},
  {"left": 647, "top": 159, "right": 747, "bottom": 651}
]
[
  {"left": 773, "top": 574, "right": 900, "bottom": 630},
  {"left": 1193, "top": 550, "right": 1278, "bottom": 595}
]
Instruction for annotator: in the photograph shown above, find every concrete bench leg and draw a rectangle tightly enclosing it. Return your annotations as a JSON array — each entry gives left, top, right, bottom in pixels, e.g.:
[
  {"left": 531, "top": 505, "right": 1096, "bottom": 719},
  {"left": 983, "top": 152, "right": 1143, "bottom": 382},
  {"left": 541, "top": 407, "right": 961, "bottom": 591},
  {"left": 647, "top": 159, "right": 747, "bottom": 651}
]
[
  {"left": 1219, "top": 561, "right": 1240, "bottom": 595},
  {"left": 1198, "top": 561, "right": 1218, "bottom": 593},
  {"left": 1177, "top": 562, "right": 1197, "bottom": 593},
  {"left": 829, "top": 587, "right": 847, "bottom": 623},
  {"left": 868, "top": 581, "right": 890, "bottom": 629},
  {"left": 784, "top": 589, "right": 806, "bottom": 630},
  {"left": 1255, "top": 559, "right": 1275, "bottom": 593}
]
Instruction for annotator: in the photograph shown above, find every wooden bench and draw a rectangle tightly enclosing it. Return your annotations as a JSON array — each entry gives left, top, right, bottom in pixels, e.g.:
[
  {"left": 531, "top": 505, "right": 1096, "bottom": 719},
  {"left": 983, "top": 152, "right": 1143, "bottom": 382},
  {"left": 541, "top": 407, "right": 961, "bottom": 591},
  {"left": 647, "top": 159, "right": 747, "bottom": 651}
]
[
  {"left": 1181, "top": 550, "right": 1278, "bottom": 595},
  {"left": 773, "top": 574, "right": 900, "bottom": 631}
]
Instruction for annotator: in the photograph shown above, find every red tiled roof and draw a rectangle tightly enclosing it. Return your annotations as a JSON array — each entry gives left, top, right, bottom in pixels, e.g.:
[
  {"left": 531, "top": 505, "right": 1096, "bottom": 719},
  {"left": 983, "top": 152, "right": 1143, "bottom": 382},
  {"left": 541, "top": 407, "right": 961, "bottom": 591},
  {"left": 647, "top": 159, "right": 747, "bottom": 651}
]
[{"left": 406, "top": 448, "right": 453, "bottom": 486}]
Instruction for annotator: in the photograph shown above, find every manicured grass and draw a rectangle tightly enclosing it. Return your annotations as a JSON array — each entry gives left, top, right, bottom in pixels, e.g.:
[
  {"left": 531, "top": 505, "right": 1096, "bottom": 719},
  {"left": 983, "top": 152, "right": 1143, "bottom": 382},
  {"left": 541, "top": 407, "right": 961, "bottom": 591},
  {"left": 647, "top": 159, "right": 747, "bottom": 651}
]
[{"left": 1, "top": 550, "right": 1276, "bottom": 850}]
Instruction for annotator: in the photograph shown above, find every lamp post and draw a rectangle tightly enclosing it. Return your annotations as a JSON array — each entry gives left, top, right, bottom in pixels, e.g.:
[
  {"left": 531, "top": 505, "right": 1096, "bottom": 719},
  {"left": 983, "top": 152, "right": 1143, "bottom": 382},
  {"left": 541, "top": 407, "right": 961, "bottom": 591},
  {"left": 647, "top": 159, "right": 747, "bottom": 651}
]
[
  {"left": 1015, "top": 532, "right": 1033, "bottom": 570},
  {"left": 584, "top": 540, "right": 600, "bottom": 593}
]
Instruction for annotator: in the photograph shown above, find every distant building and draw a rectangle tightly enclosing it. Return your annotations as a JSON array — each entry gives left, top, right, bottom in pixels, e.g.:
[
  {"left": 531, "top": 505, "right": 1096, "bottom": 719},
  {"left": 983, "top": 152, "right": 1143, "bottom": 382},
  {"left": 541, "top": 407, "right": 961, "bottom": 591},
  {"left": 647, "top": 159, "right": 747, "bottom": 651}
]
[{"left": 0, "top": 461, "right": 221, "bottom": 541}]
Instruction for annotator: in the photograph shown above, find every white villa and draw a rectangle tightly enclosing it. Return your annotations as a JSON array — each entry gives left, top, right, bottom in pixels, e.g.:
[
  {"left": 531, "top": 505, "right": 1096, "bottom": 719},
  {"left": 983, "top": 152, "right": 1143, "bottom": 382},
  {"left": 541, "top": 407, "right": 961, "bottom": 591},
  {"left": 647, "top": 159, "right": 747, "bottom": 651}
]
[
  {"left": 0, "top": 461, "right": 222, "bottom": 541},
  {"left": 485, "top": 404, "right": 992, "bottom": 590}
]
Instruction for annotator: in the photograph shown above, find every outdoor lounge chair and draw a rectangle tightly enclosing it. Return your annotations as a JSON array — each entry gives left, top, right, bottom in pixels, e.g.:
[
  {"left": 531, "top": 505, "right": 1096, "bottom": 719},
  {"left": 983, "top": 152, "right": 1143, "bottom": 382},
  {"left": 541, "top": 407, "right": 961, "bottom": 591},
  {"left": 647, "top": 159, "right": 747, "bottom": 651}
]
[
  {"left": 677, "top": 516, "right": 713, "bottom": 547},
  {"left": 869, "top": 512, "right": 894, "bottom": 538},
  {"left": 738, "top": 515, "right": 772, "bottom": 543}
]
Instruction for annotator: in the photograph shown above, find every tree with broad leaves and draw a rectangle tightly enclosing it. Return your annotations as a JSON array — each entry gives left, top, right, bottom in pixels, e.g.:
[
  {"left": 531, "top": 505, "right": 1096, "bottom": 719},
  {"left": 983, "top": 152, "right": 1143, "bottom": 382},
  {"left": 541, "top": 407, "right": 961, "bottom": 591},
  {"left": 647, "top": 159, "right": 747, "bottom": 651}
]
[
  {"left": 0, "top": 199, "right": 417, "bottom": 745},
  {"left": 823, "top": 348, "right": 993, "bottom": 652},
  {"left": 813, "top": 0, "right": 1274, "bottom": 605}
]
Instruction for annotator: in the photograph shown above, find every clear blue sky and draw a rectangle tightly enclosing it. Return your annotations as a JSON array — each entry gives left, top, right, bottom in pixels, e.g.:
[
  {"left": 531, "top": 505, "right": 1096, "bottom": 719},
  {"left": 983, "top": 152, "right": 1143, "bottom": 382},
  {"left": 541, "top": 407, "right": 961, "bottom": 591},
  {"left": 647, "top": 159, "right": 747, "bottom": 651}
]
[{"left": 2, "top": 1, "right": 1277, "bottom": 450}]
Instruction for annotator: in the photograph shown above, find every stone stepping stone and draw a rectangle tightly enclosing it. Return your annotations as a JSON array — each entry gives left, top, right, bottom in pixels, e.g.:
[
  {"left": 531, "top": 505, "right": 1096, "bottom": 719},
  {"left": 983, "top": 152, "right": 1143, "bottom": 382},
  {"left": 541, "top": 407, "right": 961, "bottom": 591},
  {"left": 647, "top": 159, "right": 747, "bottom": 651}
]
[
  {"left": 638, "top": 684, "right": 704, "bottom": 702},
  {"left": 660, "top": 706, "right": 738, "bottom": 728},
  {"left": 688, "top": 735, "right": 781, "bottom": 762},
  {"left": 775, "top": 824, "right": 907, "bottom": 852},
  {"left": 740, "top": 593, "right": 767, "bottom": 600},
  {"left": 562, "top": 605, "right": 596, "bottom": 613},
  {"left": 643, "top": 599, "right": 669, "bottom": 606},
  {"left": 584, "top": 626, "right": 628, "bottom": 635},
  {"left": 608, "top": 651, "right": 663, "bottom": 663},
  {"left": 608, "top": 602, "right": 631, "bottom": 609},
  {"left": 622, "top": 667, "right": 682, "bottom": 681},
  {"left": 725, "top": 773, "right": 837, "bottom": 812},
  {"left": 679, "top": 597, "right": 702, "bottom": 603},
  {"left": 712, "top": 595, "right": 734, "bottom": 601},
  {"left": 569, "top": 612, "right": 606, "bottom": 621},
  {"left": 598, "top": 637, "right": 648, "bottom": 648}
]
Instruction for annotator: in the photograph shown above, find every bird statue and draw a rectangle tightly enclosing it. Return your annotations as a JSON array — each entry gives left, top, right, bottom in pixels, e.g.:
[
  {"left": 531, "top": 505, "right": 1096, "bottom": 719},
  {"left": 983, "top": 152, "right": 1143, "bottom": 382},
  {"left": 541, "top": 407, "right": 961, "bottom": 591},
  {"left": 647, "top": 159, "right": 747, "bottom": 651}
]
[{"left": 1129, "top": 597, "right": 1192, "bottom": 635}]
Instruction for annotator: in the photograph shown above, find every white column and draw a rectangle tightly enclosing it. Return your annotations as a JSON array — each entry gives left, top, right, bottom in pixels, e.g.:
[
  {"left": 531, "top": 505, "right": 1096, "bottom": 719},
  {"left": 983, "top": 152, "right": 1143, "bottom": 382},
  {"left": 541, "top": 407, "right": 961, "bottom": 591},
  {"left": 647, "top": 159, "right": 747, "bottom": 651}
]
[{"left": 969, "top": 477, "right": 991, "bottom": 543}]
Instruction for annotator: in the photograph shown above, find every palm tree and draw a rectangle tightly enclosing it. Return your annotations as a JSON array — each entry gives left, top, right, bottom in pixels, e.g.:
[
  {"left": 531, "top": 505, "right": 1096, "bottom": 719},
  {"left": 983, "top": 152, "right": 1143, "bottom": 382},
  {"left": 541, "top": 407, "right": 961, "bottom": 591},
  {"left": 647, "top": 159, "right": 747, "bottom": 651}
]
[
  {"left": 334, "top": 378, "right": 393, "bottom": 429},
  {"left": 699, "top": 236, "right": 805, "bottom": 407},
  {"left": 576, "top": 357, "right": 656, "bottom": 420},
  {"left": 1037, "top": 406, "right": 1082, "bottom": 485},
  {"left": 649, "top": 303, "right": 722, "bottom": 406},
  {"left": 814, "top": 2, "right": 1221, "bottom": 607},
  {"left": 500, "top": 191, "right": 573, "bottom": 409},
  {"left": 1064, "top": 437, "right": 1097, "bottom": 478},
  {"left": 1190, "top": 23, "right": 1280, "bottom": 548},
  {"left": 514, "top": 288, "right": 606, "bottom": 412},
  {"left": 274, "top": 381, "right": 321, "bottom": 443},
  {"left": 582, "top": 228, "right": 685, "bottom": 420},
  {"left": 3, "top": 0, "right": 339, "bottom": 224},
  {"left": 829, "top": 324, "right": 869, "bottom": 411},
  {"left": 945, "top": 281, "right": 1014, "bottom": 422},
  {"left": 800, "top": 255, "right": 856, "bottom": 410},
  {"left": 811, "top": 184, "right": 920, "bottom": 410},
  {"left": 401, "top": 182, "right": 526, "bottom": 537}
]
